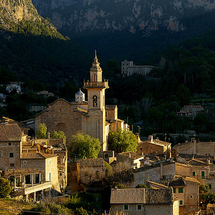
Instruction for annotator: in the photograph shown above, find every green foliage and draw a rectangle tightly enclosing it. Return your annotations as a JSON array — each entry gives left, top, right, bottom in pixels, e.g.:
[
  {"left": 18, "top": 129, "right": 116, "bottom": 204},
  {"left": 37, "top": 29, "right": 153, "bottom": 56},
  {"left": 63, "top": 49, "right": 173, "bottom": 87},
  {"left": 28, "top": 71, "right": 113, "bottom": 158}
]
[
  {"left": 0, "top": 178, "right": 11, "bottom": 198},
  {"left": 74, "top": 207, "right": 89, "bottom": 215},
  {"left": 69, "top": 133, "right": 101, "bottom": 159},
  {"left": 108, "top": 129, "right": 138, "bottom": 154},
  {"left": 111, "top": 182, "right": 127, "bottom": 189},
  {"left": 136, "top": 184, "right": 149, "bottom": 189},
  {"left": 51, "top": 130, "right": 67, "bottom": 142},
  {"left": 64, "top": 192, "right": 101, "bottom": 214},
  {"left": 104, "top": 161, "right": 113, "bottom": 177},
  {"left": 36, "top": 123, "right": 48, "bottom": 139},
  {"left": 28, "top": 203, "right": 73, "bottom": 215}
]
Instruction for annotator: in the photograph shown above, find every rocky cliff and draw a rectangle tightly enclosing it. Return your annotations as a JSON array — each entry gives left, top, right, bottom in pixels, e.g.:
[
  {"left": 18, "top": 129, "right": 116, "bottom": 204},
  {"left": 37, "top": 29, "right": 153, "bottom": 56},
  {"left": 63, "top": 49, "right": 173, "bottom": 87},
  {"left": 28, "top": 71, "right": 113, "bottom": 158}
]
[
  {"left": 0, "top": 0, "right": 62, "bottom": 38},
  {"left": 32, "top": 0, "right": 215, "bottom": 36}
]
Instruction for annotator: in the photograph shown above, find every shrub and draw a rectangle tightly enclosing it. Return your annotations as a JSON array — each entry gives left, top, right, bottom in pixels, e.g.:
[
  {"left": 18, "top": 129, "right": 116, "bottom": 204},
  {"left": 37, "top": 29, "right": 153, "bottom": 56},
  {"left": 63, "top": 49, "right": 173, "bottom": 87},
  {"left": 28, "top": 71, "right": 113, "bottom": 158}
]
[{"left": 0, "top": 178, "right": 12, "bottom": 198}]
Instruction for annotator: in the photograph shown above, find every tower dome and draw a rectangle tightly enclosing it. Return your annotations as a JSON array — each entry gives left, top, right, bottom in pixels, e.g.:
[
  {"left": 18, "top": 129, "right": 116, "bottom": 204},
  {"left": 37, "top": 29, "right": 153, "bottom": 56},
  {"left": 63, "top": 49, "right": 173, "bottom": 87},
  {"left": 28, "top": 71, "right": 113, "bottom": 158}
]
[{"left": 75, "top": 88, "right": 85, "bottom": 102}]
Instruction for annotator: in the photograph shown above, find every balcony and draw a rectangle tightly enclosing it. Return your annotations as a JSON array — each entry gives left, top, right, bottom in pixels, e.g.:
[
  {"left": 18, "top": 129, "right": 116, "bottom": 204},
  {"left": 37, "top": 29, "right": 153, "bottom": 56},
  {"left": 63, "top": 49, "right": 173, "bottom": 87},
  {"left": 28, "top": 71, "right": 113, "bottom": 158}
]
[{"left": 83, "top": 80, "right": 109, "bottom": 89}]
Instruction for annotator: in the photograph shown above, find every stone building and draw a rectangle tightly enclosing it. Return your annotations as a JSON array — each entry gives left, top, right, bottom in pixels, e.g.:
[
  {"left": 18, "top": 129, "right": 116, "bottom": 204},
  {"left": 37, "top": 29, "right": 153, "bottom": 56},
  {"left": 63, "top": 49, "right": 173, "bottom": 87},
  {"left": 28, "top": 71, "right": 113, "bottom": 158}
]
[
  {"left": 169, "top": 177, "right": 200, "bottom": 214},
  {"left": 76, "top": 158, "right": 106, "bottom": 185},
  {"left": 137, "top": 135, "right": 171, "bottom": 158},
  {"left": 35, "top": 52, "right": 128, "bottom": 155},
  {"left": 110, "top": 188, "right": 179, "bottom": 215},
  {"left": 173, "top": 138, "right": 215, "bottom": 157},
  {"left": 121, "top": 60, "right": 156, "bottom": 77},
  {"left": 116, "top": 152, "right": 144, "bottom": 169},
  {"left": 0, "top": 119, "right": 66, "bottom": 200}
]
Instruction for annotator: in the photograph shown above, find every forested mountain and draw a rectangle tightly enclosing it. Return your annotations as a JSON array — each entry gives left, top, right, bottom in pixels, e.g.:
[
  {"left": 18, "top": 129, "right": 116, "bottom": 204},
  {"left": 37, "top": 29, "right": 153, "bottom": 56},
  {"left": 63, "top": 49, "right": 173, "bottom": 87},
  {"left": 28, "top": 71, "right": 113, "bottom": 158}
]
[
  {"left": 0, "top": 0, "right": 92, "bottom": 88},
  {"left": 32, "top": 0, "right": 215, "bottom": 61}
]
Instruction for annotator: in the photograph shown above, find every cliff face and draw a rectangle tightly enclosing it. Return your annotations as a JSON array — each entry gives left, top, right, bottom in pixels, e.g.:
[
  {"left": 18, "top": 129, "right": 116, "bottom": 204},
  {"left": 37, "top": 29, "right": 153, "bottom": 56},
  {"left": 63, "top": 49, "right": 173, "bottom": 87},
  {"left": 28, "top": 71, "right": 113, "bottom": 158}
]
[
  {"left": 32, "top": 0, "right": 215, "bottom": 36},
  {"left": 0, "top": 0, "right": 62, "bottom": 38},
  {"left": 0, "top": 0, "right": 40, "bottom": 28}
]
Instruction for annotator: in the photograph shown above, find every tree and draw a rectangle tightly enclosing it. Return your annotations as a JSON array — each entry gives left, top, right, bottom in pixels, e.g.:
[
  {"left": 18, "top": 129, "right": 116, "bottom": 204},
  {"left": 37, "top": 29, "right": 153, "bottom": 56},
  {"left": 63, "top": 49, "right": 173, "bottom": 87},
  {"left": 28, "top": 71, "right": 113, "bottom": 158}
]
[
  {"left": 108, "top": 129, "right": 138, "bottom": 154},
  {"left": 36, "top": 123, "right": 48, "bottom": 139},
  {"left": 69, "top": 133, "right": 101, "bottom": 159},
  {"left": 51, "top": 130, "right": 67, "bottom": 142},
  {"left": 0, "top": 178, "right": 11, "bottom": 198}
]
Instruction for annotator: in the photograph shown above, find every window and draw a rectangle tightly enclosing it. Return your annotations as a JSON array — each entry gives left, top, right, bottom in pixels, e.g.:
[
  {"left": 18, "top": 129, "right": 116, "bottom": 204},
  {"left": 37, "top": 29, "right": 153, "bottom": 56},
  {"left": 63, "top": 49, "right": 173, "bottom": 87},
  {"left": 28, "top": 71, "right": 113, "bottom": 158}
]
[
  {"left": 137, "top": 205, "right": 142, "bottom": 210},
  {"left": 8, "top": 143, "right": 11, "bottom": 146},
  {"left": 10, "top": 163, "right": 14, "bottom": 168},
  {"left": 180, "top": 200, "right": 183, "bottom": 205},
  {"left": 49, "top": 159, "right": 52, "bottom": 165},
  {"left": 209, "top": 184, "right": 212, "bottom": 189},
  {"left": 49, "top": 172, "right": 52, "bottom": 182},
  {"left": 9, "top": 152, "right": 14, "bottom": 158},
  {"left": 173, "top": 188, "right": 176, "bottom": 193},
  {"left": 0, "top": 151, "right": 2, "bottom": 159},
  {"left": 201, "top": 171, "right": 205, "bottom": 179},
  {"left": 23, "top": 161, "right": 27, "bottom": 164},
  {"left": 178, "top": 188, "right": 183, "bottom": 193},
  {"left": 192, "top": 171, "right": 195, "bottom": 176},
  {"left": 123, "top": 205, "right": 129, "bottom": 211}
]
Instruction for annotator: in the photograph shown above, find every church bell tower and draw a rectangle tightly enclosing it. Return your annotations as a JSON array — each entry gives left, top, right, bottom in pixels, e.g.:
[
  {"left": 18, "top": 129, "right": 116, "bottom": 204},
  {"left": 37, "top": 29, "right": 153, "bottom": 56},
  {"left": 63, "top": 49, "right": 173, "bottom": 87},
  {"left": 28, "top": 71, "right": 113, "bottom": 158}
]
[{"left": 83, "top": 51, "right": 109, "bottom": 155}]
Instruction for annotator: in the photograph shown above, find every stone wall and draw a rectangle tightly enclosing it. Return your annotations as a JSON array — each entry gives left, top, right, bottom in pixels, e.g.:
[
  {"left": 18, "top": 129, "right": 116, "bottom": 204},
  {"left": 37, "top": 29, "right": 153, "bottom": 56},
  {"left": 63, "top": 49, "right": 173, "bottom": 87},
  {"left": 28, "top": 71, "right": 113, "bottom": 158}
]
[
  {"left": 174, "top": 141, "right": 215, "bottom": 156},
  {"left": 110, "top": 204, "right": 144, "bottom": 215},
  {"left": 0, "top": 141, "right": 21, "bottom": 172},
  {"left": 45, "top": 156, "right": 60, "bottom": 192},
  {"left": 35, "top": 100, "right": 83, "bottom": 143}
]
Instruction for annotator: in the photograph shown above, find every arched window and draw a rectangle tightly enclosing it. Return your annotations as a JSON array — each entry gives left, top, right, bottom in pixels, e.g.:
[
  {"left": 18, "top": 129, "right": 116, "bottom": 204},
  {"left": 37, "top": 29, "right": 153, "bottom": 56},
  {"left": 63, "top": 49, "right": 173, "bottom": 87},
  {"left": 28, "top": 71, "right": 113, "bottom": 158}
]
[{"left": 93, "top": 95, "right": 97, "bottom": 107}]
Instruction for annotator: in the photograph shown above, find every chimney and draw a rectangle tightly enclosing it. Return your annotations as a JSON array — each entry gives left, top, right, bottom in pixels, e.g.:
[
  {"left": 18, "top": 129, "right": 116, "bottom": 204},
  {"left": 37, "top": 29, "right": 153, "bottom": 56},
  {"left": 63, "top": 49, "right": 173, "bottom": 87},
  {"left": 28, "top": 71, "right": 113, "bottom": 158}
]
[{"left": 148, "top": 135, "right": 153, "bottom": 143}]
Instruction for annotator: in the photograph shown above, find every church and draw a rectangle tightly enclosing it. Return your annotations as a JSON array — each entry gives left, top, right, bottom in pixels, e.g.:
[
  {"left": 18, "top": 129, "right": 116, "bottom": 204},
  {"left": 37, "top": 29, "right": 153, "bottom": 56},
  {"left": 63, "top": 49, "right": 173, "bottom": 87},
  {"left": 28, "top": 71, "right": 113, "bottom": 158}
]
[{"left": 35, "top": 52, "right": 128, "bottom": 155}]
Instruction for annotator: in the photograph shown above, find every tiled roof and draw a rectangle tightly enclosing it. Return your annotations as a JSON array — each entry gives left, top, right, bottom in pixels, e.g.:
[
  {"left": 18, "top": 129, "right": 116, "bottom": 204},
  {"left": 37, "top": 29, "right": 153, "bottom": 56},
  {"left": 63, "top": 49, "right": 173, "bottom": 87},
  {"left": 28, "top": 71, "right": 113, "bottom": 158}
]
[
  {"left": 169, "top": 178, "right": 186, "bottom": 187},
  {"left": 0, "top": 123, "right": 22, "bottom": 142},
  {"left": 77, "top": 158, "right": 104, "bottom": 167},
  {"left": 145, "top": 189, "right": 173, "bottom": 204},
  {"left": 183, "top": 176, "right": 200, "bottom": 184},
  {"left": 139, "top": 139, "right": 171, "bottom": 147},
  {"left": 146, "top": 180, "right": 168, "bottom": 189},
  {"left": 117, "top": 152, "right": 144, "bottom": 160},
  {"left": 187, "top": 158, "right": 208, "bottom": 166},
  {"left": 21, "top": 153, "right": 45, "bottom": 159},
  {"left": 110, "top": 188, "right": 145, "bottom": 204},
  {"left": 110, "top": 188, "right": 173, "bottom": 205},
  {"left": 21, "top": 152, "right": 57, "bottom": 159}
]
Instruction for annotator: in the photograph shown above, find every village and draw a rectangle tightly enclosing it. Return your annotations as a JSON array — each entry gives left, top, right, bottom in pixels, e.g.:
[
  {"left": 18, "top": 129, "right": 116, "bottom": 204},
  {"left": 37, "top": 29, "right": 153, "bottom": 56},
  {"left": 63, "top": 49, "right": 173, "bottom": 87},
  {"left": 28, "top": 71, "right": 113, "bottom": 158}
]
[{"left": 1, "top": 53, "right": 215, "bottom": 215}]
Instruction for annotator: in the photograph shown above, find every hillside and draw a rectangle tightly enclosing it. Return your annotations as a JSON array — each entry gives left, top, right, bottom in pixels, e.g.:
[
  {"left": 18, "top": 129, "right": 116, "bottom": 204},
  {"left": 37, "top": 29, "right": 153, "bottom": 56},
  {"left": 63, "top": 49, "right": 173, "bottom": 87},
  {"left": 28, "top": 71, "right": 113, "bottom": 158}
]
[
  {"left": 32, "top": 0, "right": 215, "bottom": 61},
  {"left": 0, "top": 0, "right": 92, "bottom": 88}
]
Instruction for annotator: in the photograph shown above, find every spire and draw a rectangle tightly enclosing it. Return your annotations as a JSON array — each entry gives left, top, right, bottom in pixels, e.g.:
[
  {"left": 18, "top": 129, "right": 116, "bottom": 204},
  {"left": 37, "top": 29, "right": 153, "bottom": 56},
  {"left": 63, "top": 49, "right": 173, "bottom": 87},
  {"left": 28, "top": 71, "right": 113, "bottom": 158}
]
[{"left": 93, "top": 49, "right": 99, "bottom": 65}]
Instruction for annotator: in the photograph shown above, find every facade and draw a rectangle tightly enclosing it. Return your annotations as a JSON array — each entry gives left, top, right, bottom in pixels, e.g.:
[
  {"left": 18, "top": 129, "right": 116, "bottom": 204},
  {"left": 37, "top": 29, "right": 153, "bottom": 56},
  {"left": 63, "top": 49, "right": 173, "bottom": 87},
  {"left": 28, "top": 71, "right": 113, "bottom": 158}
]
[
  {"left": 133, "top": 160, "right": 207, "bottom": 186},
  {"left": 110, "top": 188, "right": 179, "bottom": 215},
  {"left": 35, "top": 52, "right": 128, "bottom": 156},
  {"left": 177, "top": 105, "right": 204, "bottom": 119},
  {"left": 173, "top": 138, "right": 215, "bottom": 157},
  {"left": 116, "top": 152, "right": 144, "bottom": 169},
  {"left": 76, "top": 158, "right": 106, "bottom": 185},
  {"left": 137, "top": 135, "right": 171, "bottom": 158},
  {"left": 121, "top": 60, "right": 156, "bottom": 77},
  {"left": 170, "top": 177, "right": 200, "bottom": 214},
  {"left": 0, "top": 120, "right": 66, "bottom": 200}
]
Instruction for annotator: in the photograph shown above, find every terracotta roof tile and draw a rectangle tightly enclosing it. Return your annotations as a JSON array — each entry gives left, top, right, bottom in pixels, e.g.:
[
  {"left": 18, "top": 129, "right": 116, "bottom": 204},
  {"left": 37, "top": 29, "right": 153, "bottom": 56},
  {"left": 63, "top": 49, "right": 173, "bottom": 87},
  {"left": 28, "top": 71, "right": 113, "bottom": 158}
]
[
  {"left": 145, "top": 189, "right": 173, "bottom": 204},
  {"left": 21, "top": 152, "right": 57, "bottom": 159},
  {"left": 0, "top": 123, "right": 22, "bottom": 142},
  {"left": 110, "top": 188, "right": 145, "bottom": 204},
  {"left": 77, "top": 158, "right": 104, "bottom": 167}
]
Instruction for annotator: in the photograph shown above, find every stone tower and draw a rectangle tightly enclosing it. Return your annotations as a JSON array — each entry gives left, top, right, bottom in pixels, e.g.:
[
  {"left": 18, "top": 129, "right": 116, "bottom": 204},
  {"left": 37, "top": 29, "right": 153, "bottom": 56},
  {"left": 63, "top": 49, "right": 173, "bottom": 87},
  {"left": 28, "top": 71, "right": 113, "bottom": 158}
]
[{"left": 83, "top": 51, "right": 109, "bottom": 154}]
